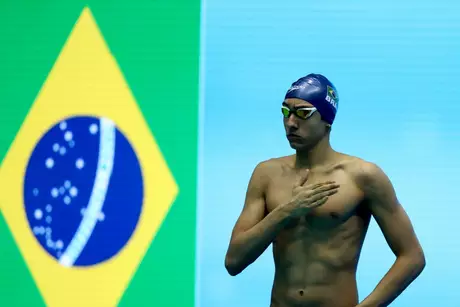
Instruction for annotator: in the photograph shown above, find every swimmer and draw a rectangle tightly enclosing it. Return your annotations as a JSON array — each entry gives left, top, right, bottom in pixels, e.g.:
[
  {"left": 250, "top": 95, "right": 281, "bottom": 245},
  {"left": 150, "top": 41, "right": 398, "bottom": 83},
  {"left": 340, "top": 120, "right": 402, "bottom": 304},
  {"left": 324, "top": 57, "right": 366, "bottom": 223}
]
[{"left": 224, "top": 73, "right": 425, "bottom": 307}]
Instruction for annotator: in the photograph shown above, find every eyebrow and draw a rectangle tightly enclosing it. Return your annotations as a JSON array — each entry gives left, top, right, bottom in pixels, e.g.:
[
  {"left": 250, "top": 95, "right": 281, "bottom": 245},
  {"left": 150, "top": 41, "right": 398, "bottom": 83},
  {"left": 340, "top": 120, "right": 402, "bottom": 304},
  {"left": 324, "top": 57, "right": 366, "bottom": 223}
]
[{"left": 282, "top": 102, "right": 314, "bottom": 108}]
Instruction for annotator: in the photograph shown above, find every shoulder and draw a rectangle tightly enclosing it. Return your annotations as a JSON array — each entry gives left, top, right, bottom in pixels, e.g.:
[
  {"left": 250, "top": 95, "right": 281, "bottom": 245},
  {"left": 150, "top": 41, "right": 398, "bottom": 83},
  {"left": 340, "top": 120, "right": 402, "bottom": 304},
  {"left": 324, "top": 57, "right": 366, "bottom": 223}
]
[
  {"left": 347, "top": 157, "right": 397, "bottom": 204},
  {"left": 252, "top": 156, "right": 287, "bottom": 177},
  {"left": 340, "top": 155, "right": 392, "bottom": 195},
  {"left": 250, "top": 155, "right": 293, "bottom": 184},
  {"left": 255, "top": 155, "right": 294, "bottom": 171}
]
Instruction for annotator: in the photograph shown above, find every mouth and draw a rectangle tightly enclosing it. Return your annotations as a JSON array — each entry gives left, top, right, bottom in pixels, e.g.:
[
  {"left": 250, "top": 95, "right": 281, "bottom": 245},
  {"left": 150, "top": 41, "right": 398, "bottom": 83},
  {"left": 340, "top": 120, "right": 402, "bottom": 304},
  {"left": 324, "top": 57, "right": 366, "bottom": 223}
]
[{"left": 287, "top": 134, "right": 302, "bottom": 140}]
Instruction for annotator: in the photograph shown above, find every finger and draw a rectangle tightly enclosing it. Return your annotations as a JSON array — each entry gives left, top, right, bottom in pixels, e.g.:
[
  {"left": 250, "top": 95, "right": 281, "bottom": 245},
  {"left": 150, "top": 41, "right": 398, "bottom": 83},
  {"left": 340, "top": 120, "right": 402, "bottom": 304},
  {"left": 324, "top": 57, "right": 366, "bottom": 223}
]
[
  {"left": 304, "top": 181, "right": 336, "bottom": 190},
  {"left": 295, "top": 169, "right": 310, "bottom": 187},
  {"left": 304, "top": 183, "right": 339, "bottom": 194},
  {"left": 308, "top": 189, "right": 339, "bottom": 203},
  {"left": 316, "top": 183, "right": 340, "bottom": 192},
  {"left": 309, "top": 196, "right": 329, "bottom": 209}
]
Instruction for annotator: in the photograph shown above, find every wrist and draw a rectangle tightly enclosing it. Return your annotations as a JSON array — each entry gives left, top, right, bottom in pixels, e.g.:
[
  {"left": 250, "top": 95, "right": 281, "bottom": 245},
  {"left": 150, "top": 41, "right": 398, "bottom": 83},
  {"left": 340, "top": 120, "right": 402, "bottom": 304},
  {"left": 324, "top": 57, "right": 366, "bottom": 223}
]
[{"left": 273, "top": 203, "right": 294, "bottom": 225}]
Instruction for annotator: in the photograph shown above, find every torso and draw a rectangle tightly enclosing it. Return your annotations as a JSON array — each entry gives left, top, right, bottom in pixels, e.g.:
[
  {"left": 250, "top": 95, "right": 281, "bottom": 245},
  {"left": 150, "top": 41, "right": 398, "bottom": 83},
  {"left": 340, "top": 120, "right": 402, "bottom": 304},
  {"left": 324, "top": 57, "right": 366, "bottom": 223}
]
[{"left": 264, "top": 154, "right": 372, "bottom": 307}]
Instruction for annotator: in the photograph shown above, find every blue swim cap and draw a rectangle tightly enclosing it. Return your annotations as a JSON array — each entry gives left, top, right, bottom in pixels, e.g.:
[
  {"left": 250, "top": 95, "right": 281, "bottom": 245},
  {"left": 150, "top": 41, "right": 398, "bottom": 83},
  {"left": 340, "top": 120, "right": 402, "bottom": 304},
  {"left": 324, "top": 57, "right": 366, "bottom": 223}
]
[{"left": 285, "top": 73, "right": 339, "bottom": 125}]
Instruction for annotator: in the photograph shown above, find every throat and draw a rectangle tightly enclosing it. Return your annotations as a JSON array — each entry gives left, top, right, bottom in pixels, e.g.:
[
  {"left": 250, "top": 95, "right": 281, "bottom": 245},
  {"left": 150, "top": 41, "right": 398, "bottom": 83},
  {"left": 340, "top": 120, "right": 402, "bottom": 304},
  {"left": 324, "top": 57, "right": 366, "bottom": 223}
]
[{"left": 294, "top": 141, "right": 336, "bottom": 169}]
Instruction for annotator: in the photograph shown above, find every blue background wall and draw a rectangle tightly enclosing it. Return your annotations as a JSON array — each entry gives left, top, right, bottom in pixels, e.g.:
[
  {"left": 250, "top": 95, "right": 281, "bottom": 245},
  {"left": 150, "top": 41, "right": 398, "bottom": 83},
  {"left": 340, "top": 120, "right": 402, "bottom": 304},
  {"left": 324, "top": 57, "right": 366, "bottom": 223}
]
[{"left": 197, "top": 0, "right": 460, "bottom": 306}]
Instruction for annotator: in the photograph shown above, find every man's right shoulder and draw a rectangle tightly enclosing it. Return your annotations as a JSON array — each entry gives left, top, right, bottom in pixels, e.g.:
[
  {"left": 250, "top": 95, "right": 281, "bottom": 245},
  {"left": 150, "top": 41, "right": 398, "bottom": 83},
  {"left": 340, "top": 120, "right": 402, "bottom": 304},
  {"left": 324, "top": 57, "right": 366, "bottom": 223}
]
[
  {"left": 252, "top": 155, "right": 293, "bottom": 177},
  {"left": 248, "top": 158, "right": 283, "bottom": 191}
]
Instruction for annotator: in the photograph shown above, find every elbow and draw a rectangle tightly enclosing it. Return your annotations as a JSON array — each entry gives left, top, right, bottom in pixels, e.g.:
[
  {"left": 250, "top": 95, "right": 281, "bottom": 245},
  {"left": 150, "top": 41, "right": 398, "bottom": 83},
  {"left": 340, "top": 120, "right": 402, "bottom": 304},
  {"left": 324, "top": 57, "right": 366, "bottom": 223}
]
[
  {"left": 225, "top": 255, "right": 243, "bottom": 276},
  {"left": 412, "top": 245, "right": 426, "bottom": 271},
  {"left": 404, "top": 248, "right": 426, "bottom": 274},
  {"left": 415, "top": 250, "right": 426, "bottom": 273}
]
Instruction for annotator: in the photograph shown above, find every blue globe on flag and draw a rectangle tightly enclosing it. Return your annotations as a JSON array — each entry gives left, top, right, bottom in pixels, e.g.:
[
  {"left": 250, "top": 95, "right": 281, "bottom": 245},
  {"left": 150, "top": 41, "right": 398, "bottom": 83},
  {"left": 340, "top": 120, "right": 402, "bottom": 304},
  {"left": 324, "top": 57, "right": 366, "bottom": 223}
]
[{"left": 23, "top": 116, "right": 144, "bottom": 267}]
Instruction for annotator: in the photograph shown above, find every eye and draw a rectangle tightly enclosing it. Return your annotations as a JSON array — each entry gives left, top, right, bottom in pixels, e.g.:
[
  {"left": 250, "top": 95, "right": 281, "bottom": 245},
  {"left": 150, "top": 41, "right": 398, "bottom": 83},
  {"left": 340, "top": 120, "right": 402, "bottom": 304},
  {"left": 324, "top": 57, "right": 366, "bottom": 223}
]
[
  {"left": 296, "top": 109, "right": 311, "bottom": 119},
  {"left": 281, "top": 107, "right": 290, "bottom": 117}
]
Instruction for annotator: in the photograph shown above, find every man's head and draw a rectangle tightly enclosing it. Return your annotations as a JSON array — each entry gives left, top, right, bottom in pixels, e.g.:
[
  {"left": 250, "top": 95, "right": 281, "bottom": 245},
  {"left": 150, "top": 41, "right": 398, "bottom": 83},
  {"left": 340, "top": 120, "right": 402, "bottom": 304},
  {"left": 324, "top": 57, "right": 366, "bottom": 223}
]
[{"left": 282, "top": 73, "right": 339, "bottom": 151}]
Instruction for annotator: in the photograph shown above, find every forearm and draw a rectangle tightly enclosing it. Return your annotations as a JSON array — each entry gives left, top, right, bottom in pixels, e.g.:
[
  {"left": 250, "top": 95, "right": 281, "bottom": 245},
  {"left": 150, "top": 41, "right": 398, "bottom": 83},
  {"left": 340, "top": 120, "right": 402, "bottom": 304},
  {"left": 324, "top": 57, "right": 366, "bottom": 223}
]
[
  {"left": 225, "top": 206, "right": 291, "bottom": 276},
  {"left": 358, "top": 253, "right": 425, "bottom": 307}
]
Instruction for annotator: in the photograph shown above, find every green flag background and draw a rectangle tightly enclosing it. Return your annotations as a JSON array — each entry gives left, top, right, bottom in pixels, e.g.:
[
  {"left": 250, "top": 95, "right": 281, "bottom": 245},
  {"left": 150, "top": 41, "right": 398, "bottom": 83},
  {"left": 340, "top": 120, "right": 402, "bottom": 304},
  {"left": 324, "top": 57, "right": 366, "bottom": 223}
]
[{"left": 0, "top": 1, "right": 201, "bottom": 306}]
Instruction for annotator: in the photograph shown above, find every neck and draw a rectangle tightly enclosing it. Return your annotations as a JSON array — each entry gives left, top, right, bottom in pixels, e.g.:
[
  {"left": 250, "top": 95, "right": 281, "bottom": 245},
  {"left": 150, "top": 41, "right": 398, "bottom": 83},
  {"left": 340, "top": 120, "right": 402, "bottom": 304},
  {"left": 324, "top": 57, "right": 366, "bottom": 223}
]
[{"left": 294, "top": 135, "right": 335, "bottom": 169}]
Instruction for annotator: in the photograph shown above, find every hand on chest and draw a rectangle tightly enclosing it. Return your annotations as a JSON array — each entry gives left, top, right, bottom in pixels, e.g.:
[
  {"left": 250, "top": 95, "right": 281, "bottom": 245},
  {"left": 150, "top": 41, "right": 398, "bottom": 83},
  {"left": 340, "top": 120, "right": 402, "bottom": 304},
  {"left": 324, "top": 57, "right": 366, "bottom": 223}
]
[{"left": 266, "top": 168, "right": 364, "bottom": 224}]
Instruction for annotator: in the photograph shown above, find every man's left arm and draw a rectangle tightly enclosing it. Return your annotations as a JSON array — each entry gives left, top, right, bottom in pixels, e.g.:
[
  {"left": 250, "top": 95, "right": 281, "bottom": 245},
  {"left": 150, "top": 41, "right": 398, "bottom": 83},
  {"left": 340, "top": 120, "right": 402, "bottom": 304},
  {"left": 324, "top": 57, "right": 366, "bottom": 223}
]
[{"left": 357, "top": 162, "right": 426, "bottom": 307}]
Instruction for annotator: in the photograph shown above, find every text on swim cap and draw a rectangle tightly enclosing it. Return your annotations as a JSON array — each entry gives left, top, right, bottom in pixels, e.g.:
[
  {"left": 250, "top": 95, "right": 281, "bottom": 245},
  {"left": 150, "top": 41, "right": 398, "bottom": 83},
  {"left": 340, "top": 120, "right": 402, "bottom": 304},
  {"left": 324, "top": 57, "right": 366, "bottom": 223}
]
[{"left": 325, "top": 86, "right": 338, "bottom": 109}]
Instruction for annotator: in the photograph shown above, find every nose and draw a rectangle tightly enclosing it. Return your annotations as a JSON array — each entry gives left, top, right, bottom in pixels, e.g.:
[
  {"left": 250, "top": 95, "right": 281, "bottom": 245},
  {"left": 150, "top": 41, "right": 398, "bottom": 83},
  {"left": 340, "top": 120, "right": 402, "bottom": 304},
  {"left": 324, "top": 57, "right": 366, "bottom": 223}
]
[{"left": 285, "top": 113, "right": 298, "bottom": 129}]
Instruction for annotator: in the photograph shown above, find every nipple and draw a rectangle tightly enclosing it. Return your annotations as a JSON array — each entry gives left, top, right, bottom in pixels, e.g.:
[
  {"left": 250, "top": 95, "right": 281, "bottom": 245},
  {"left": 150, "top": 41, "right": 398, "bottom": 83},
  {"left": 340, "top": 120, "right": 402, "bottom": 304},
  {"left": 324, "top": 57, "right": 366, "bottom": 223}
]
[{"left": 330, "top": 212, "right": 339, "bottom": 219}]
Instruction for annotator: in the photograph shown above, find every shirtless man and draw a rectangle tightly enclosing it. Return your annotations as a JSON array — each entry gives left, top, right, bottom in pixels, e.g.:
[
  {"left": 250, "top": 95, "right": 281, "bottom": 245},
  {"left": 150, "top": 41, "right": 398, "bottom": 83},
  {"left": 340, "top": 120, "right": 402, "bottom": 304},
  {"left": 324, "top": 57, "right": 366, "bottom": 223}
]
[{"left": 224, "top": 73, "right": 426, "bottom": 307}]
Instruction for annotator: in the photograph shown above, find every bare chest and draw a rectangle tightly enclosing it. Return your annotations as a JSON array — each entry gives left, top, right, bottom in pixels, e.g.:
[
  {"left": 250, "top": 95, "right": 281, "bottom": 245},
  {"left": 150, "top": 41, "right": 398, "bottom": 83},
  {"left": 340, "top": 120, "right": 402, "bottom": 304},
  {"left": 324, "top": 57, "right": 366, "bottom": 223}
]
[{"left": 265, "top": 169, "right": 366, "bottom": 229}]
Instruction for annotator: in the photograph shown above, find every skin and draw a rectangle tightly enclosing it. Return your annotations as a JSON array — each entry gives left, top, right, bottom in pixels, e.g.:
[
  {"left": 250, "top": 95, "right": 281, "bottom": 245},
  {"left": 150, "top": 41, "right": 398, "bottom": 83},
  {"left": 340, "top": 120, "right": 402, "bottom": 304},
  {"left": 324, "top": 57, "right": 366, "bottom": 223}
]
[{"left": 224, "top": 98, "right": 426, "bottom": 307}]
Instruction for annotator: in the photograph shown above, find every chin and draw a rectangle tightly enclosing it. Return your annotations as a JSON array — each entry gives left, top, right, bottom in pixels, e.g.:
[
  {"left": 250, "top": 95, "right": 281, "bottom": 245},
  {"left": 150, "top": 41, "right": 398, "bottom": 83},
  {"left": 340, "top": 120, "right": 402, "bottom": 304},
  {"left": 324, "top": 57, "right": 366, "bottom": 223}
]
[{"left": 287, "top": 140, "right": 305, "bottom": 150}]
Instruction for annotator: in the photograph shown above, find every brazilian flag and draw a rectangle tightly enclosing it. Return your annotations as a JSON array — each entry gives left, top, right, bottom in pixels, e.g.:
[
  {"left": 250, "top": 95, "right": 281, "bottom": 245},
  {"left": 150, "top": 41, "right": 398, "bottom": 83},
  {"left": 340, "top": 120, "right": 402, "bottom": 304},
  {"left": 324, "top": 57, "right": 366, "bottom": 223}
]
[{"left": 0, "top": 1, "right": 200, "bottom": 306}]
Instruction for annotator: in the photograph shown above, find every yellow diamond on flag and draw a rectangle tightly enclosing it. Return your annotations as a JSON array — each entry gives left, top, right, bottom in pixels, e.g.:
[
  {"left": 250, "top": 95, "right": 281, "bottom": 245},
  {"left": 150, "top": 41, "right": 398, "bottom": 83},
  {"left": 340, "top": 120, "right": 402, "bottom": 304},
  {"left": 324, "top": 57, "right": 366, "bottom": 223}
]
[{"left": 0, "top": 7, "right": 178, "bottom": 307}]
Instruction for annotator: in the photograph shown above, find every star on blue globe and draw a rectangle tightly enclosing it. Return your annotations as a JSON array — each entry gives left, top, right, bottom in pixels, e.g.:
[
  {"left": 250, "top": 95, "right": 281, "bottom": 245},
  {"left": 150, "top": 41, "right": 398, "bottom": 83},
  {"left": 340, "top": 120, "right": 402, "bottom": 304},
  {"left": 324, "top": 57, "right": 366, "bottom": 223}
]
[{"left": 23, "top": 116, "right": 144, "bottom": 267}]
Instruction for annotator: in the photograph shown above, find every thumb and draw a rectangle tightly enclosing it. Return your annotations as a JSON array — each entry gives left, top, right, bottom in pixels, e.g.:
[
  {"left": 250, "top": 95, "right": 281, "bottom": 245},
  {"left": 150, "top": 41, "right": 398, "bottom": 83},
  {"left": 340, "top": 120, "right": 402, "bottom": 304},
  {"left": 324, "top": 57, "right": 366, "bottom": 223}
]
[{"left": 295, "top": 169, "right": 309, "bottom": 187}]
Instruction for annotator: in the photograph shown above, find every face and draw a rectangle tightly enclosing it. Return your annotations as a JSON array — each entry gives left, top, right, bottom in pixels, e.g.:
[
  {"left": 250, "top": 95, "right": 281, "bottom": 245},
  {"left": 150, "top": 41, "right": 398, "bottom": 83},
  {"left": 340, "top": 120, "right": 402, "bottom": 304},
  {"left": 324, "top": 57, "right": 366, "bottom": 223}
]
[{"left": 282, "top": 98, "right": 329, "bottom": 150}]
